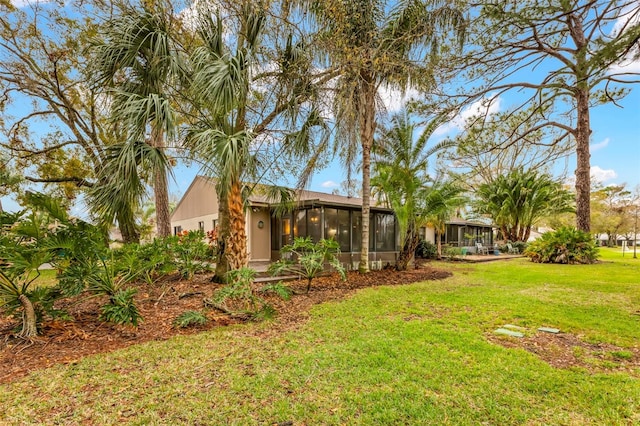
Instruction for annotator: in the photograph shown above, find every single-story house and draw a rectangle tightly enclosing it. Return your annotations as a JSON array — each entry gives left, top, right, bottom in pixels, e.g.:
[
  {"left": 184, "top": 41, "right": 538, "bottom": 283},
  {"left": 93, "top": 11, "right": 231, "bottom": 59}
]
[{"left": 170, "top": 176, "right": 493, "bottom": 267}]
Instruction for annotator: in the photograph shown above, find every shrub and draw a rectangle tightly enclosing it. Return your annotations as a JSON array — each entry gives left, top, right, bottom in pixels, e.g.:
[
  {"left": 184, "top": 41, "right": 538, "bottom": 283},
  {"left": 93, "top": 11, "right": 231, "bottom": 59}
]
[
  {"left": 113, "top": 241, "right": 176, "bottom": 285},
  {"left": 209, "top": 268, "right": 285, "bottom": 320},
  {"left": 174, "top": 310, "right": 208, "bottom": 328},
  {"left": 415, "top": 239, "right": 437, "bottom": 259},
  {"left": 524, "top": 227, "right": 599, "bottom": 264},
  {"left": 443, "top": 246, "right": 464, "bottom": 261},
  {"left": 168, "top": 231, "right": 212, "bottom": 279},
  {"left": 268, "top": 237, "right": 346, "bottom": 294},
  {"left": 99, "top": 288, "right": 142, "bottom": 326}
]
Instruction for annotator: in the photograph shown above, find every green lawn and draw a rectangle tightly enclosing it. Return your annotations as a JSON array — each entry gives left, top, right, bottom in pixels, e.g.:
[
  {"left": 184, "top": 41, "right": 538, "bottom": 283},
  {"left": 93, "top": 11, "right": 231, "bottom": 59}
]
[{"left": 1, "top": 248, "right": 638, "bottom": 425}]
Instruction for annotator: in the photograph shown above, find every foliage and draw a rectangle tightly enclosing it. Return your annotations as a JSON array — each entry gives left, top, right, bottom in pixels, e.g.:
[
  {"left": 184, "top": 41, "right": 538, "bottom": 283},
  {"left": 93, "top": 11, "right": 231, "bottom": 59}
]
[
  {"left": 0, "top": 2, "right": 141, "bottom": 242},
  {"left": 415, "top": 240, "right": 437, "bottom": 259},
  {"left": 309, "top": 0, "right": 466, "bottom": 272},
  {"left": 442, "top": 0, "right": 640, "bottom": 232},
  {"left": 590, "top": 184, "right": 634, "bottom": 246},
  {"left": 259, "top": 282, "right": 292, "bottom": 301},
  {"left": 442, "top": 107, "right": 573, "bottom": 189},
  {"left": 173, "top": 311, "right": 208, "bottom": 328},
  {"left": 372, "top": 111, "right": 458, "bottom": 270},
  {"left": 5, "top": 249, "right": 639, "bottom": 423},
  {"left": 268, "top": 237, "right": 346, "bottom": 293},
  {"left": 169, "top": 231, "right": 212, "bottom": 280},
  {"left": 211, "top": 268, "right": 277, "bottom": 320},
  {"left": 443, "top": 246, "right": 464, "bottom": 261},
  {"left": 113, "top": 243, "right": 168, "bottom": 285},
  {"left": 524, "top": 227, "right": 599, "bottom": 264},
  {"left": 182, "top": 0, "right": 331, "bottom": 280},
  {"left": 99, "top": 288, "right": 142, "bottom": 327},
  {"left": 474, "top": 168, "right": 574, "bottom": 242}
]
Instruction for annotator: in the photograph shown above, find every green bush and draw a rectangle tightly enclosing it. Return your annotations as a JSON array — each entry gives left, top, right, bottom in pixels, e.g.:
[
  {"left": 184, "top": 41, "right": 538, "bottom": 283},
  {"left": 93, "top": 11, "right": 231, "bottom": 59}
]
[
  {"left": 415, "top": 239, "right": 437, "bottom": 259},
  {"left": 168, "top": 231, "right": 212, "bottom": 279},
  {"left": 268, "top": 237, "right": 346, "bottom": 294},
  {"left": 99, "top": 288, "right": 142, "bottom": 326},
  {"left": 174, "top": 310, "right": 208, "bottom": 328},
  {"left": 524, "top": 227, "right": 599, "bottom": 264},
  {"left": 113, "top": 241, "right": 176, "bottom": 285},
  {"left": 443, "top": 246, "right": 464, "bottom": 261}
]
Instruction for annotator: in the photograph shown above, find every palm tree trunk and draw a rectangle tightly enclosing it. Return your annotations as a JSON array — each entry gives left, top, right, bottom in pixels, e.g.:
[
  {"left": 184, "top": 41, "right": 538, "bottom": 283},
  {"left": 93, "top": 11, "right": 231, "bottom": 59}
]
[
  {"left": 18, "top": 294, "right": 37, "bottom": 339},
  {"left": 213, "top": 186, "right": 231, "bottom": 283},
  {"left": 151, "top": 127, "right": 171, "bottom": 238},
  {"left": 358, "top": 80, "right": 376, "bottom": 274},
  {"left": 117, "top": 206, "right": 140, "bottom": 244},
  {"left": 226, "top": 180, "right": 248, "bottom": 270},
  {"left": 396, "top": 221, "right": 418, "bottom": 271}
]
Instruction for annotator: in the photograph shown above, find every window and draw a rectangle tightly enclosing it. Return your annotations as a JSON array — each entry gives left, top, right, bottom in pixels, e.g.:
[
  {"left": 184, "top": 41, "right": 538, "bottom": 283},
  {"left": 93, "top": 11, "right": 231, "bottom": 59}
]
[
  {"left": 337, "top": 209, "right": 350, "bottom": 251},
  {"left": 198, "top": 221, "right": 205, "bottom": 232},
  {"left": 173, "top": 226, "right": 182, "bottom": 235},
  {"left": 307, "top": 208, "right": 322, "bottom": 242},
  {"left": 375, "top": 213, "right": 395, "bottom": 251},
  {"left": 352, "top": 211, "right": 362, "bottom": 252},
  {"left": 294, "top": 210, "right": 307, "bottom": 238},
  {"left": 212, "top": 219, "right": 218, "bottom": 230}
]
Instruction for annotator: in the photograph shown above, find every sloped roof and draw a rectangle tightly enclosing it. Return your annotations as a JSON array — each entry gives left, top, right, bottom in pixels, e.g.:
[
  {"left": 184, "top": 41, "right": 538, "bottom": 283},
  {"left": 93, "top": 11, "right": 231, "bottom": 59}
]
[{"left": 192, "top": 175, "right": 389, "bottom": 210}]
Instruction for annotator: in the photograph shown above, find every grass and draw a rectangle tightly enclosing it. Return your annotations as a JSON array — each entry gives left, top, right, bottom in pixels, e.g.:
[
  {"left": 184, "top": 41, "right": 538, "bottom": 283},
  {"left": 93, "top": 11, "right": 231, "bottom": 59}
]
[{"left": 1, "top": 248, "right": 638, "bottom": 425}]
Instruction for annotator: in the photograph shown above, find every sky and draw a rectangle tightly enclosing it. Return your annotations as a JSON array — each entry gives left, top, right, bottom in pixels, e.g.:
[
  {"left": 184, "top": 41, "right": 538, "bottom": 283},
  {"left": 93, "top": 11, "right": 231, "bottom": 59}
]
[{"left": 2, "top": 0, "right": 640, "bottom": 214}]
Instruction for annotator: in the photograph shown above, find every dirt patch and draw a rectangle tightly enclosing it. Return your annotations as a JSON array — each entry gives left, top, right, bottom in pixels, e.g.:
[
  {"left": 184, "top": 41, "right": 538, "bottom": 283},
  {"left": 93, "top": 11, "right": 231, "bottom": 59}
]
[
  {"left": 488, "top": 332, "right": 640, "bottom": 375},
  {"left": 0, "top": 265, "right": 450, "bottom": 384}
]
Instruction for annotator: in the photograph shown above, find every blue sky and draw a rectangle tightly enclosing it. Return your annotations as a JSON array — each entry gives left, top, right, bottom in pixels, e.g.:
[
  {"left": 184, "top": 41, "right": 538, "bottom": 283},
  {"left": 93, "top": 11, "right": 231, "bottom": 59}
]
[{"left": 2, "top": 0, "right": 640, "bottom": 213}]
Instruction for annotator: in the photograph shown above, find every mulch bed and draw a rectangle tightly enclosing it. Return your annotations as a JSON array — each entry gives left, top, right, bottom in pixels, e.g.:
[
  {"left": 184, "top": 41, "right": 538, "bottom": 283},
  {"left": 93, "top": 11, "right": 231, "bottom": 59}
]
[
  {"left": 487, "top": 331, "right": 640, "bottom": 375},
  {"left": 0, "top": 265, "right": 451, "bottom": 384}
]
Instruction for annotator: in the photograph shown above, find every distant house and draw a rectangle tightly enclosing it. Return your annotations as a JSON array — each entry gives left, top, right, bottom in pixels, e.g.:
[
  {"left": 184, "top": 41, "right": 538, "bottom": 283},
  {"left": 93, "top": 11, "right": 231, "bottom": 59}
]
[{"left": 171, "top": 176, "right": 494, "bottom": 265}]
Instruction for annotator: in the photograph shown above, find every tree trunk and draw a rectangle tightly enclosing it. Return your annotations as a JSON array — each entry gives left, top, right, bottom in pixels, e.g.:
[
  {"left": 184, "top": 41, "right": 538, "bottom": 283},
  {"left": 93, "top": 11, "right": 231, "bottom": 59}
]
[
  {"left": 18, "top": 294, "right": 37, "bottom": 339},
  {"left": 396, "top": 222, "right": 418, "bottom": 271},
  {"left": 225, "top": 180, "right": 248, "bottom": 270},
  {"left": 213, "top": 185, "right": 231, "bottom": 283},
  {"left": 151, "top": 128, "right": 171, "bottom": 238},
  {"left": 436, "top": 228, "right": 443, "bottom": 259},
  {"left": 358, "top": 80, "right": 376, "bottom": 274},
  {"left": 117, "top": 206, "right": 140, "bottom": 244},
  {"left": 575, "top": 87, "right": 591, "bottom": 232}
]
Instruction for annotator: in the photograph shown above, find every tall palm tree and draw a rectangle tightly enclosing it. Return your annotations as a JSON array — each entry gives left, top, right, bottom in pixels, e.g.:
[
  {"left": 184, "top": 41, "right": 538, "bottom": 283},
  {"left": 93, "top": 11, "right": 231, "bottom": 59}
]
[
  {"left": 372, "top": 111, "right": 457, "bottom": 270},
  {"left": 91, "top": 0, "right": 182, "bottom": 238},
  {"left": 184, "top": 1, "right": 331, "bottom": 281},
  {"left": 307, "top": 0, "right": 466, "bottom": 272}
]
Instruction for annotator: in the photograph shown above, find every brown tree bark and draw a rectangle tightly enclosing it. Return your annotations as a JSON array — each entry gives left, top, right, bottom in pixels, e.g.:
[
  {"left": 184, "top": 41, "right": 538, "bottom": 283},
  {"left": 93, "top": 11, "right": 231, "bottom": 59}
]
[
  {"left": 225, "top": 180, "right": 249, "bottom": 270},
  {"left": 358, "top": 77, "right": 376, "bottom": 274},
  {"left": 575, "top": 87, "right": 591, "bottom": 232},
  {"left": 213, "top": 185, "right": 231, "bottom": 283},
  {"left": 116, "top": 207, "right": 140, "bottom": 244},
  {"left": 18, "top": 294, "right": 37, "bottom": 339},
  {"left": 396, "top": 223, "right": 419, "bottom": 271},
  {"left": 151, "top": 128, "right": 172, "bottom": 238}
]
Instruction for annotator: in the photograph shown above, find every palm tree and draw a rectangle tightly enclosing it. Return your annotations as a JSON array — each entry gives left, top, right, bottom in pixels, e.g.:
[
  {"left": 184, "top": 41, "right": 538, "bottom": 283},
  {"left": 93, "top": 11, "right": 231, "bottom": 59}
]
[
  {"left": 474, "top": 168, "right": 574, "bottom": 242},
  {"left": 307, "top": 0, "right": 466, "bottom": 272},
  {"left": 184, "top": 1, "right": 331, "bottom": 280},
  {"left": 372, "top": 111, "right": 458, "bottom": 270},
  {"left": 91, "top": 0, "right": 182, "bottom": 238}
]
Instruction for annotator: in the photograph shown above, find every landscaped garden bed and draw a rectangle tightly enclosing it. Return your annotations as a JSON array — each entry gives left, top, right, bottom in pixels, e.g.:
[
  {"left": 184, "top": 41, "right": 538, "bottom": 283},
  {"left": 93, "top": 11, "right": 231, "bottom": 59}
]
[{"left": 0, "top": 266, "right": 451, "bottom": 384}]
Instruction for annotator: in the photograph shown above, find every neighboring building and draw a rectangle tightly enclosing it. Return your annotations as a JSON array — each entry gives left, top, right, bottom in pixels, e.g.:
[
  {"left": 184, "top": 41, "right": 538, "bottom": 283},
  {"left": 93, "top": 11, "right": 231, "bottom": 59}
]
[{"left": 171, "top": 176, "right": 494, "bottom": 266}]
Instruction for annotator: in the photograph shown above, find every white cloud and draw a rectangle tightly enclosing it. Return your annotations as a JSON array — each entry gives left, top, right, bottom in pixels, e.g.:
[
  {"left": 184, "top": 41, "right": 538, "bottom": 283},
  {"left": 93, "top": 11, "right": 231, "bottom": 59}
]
[
  {"left": 378, "top": 86, "right": 421, "bottom": 113},
  {"left": 590, "top": 166, "right": 618, "bottom": 183},
  {"left": 434, "top": 95, "right": 503, "bottom": 136},
  {"left": 590, "top": 137, "right": 610, "bottom": 152},
  {"left": 608, "top": 4, "right": 640, "bottom": 75},
  {"left": 321, "top": 180, "right": 339, "bottom": 188}
]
